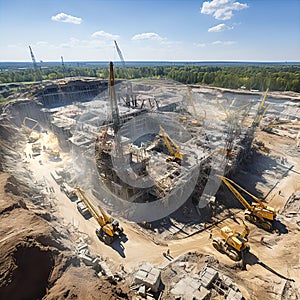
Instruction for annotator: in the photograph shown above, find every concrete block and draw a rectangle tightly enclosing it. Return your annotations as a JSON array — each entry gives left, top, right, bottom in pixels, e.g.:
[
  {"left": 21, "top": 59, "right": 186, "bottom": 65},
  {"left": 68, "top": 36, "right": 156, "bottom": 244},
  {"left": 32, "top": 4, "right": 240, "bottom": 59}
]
[
  {"left": 194, "top": 287, "right": 211, "bottom": 300},
  {"left": 199, "top": 266, "right": 218, "bottom": 288},
  {"left": 227, "top": 288, "right": 243, "bottom": 300},
  {"left": 138, "top": 285, "right": 146, "bottom": 297},
  {"left": 134, "top": 264, "right": 161, "bottom": 293}
]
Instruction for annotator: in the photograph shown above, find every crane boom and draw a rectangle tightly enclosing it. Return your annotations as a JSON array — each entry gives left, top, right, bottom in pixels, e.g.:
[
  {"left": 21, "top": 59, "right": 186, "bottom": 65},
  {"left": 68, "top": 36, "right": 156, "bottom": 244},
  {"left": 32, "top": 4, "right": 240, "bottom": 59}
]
[
  {"left": 114, "top": 40, "right": 125, "bottom": 66},
  {"left": 259, "top": 88, "right": 269, "bottom": 110},
  {"left": 75, "top": 188, "right": 107, "bottom": 227},
  {"left": 109, "top": 62, "right": 120, "bottom": 132},
  {"left": 29, "top": 45, "right": 42, "bottom": 82},
  {"left": 187, "top": 87, "right": 197, "bottom": 117},
  {"left": 217, "top": 175, "right": 253, "bottom": 212},
  {"left": 159, "top": 126, "right": 183, "bottom": 161},
  {"left": 217, "top": 175, "right": 276, "bottom": 230}
]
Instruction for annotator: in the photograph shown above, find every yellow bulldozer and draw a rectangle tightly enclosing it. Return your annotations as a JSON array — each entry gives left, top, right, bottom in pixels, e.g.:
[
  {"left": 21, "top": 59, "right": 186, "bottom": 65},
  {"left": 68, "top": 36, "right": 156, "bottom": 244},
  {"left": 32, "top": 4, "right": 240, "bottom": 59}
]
[
  {"left": 212, "top": 218, "right": 250, "bottom": 262},
  {"left": 75, "top": 188, "right": 124, "bottom": 244}
]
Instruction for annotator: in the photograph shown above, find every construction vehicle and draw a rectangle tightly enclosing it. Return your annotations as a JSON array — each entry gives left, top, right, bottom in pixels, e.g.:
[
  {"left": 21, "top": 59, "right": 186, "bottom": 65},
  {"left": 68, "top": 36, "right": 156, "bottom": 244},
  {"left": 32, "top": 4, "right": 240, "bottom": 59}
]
[
  {"left": 75, "top": 188, "right": 124, "bottom": 244},
  {"left": 217, "top": 175, "right": 276, "bottom": 231},
  {"left": 159, "top": 126, "right": 183, "bottom": 163},
  {"left": 47, "top": 149, "right": 60, "bottom": 160},
  {"left": 261, "top": 120, "right": 298, "bottom": 133},
  {"left": 76, "top": 200, "right": 90, "bottom": 217},
  {"left": 60, "top": 182, "right": 76, "bottom": 199},
  {"left": 22, "top": 117, "right": 41, "bottom": 142},
  {"left": 31, "top": 142, "right": 42, "bottom": 156},
  {"left": 212, "top": 218, "right": 250, "bottom": 261},
  {"left": 253, "top": 140, "right": 270, "bottom": 153}
]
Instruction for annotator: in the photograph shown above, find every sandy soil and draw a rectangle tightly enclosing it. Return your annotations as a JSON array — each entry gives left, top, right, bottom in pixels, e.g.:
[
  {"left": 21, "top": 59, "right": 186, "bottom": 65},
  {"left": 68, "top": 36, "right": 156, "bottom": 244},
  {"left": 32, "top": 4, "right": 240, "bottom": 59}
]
[{"left": 1, "top": 86, "right": 300, "bottom": 299}]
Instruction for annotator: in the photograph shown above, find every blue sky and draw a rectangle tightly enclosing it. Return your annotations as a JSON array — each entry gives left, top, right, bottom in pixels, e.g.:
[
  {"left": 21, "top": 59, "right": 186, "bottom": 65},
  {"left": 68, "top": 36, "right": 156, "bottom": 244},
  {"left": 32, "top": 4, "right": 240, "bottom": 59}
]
[{"left": 0, "top": 0, "right": 299, "bottom": 62}]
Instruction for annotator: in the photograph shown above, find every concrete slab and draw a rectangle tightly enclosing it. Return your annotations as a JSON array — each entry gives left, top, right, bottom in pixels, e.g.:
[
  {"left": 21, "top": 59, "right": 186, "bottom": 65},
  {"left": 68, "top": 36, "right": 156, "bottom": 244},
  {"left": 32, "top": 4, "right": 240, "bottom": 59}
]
[{"left": 199, "top": 266, "right": 218, "bottom": 288}]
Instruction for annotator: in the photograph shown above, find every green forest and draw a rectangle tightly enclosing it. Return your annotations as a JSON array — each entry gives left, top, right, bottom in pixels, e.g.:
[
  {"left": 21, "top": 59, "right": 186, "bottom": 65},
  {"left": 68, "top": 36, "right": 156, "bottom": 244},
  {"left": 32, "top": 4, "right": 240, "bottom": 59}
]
[{"left": 1, "top": 64, "right": 300, "bottom": 92}]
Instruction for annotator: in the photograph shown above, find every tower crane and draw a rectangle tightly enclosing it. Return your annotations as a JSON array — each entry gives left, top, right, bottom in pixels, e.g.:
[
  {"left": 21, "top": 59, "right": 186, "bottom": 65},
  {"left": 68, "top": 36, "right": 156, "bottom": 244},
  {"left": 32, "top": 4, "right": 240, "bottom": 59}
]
[
  {"left": 29, "top": 46, "right": 42, "bottom": 82},
  {"left": 217, "top": 175, "right": 276, "bottom": 231},
  {"left": 61, "top": 56, "right": 67, "bottom": 78}
]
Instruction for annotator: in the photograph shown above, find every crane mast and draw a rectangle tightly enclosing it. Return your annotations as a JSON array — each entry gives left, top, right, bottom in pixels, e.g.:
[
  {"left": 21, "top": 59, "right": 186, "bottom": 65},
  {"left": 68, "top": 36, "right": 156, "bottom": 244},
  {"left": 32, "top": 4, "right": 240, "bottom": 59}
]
[
  {"left": 61, "top": 56, "right": 66, "bottom": 78},
  {"left": 29, "top": 45, "right": 42, "bottom": 82},
  {"left": 109, "top": 62, "right": 120, "bottom": 132}
]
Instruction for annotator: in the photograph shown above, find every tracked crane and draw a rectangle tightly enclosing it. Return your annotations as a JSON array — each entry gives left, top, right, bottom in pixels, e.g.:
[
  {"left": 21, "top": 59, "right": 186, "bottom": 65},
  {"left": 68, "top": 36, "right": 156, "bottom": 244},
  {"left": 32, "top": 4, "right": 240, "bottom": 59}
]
[
  {"left": 217, "top": 175, "right": 276, "bottom": 231},
  {"left": 159, "top": 126, "right": 183, "bottom": 163},
  {"left": 212, "top": 218, "right": 250, "bottom": 261},
  {"left": 75, "top": 188, "right": 124, "bottom": 244}
]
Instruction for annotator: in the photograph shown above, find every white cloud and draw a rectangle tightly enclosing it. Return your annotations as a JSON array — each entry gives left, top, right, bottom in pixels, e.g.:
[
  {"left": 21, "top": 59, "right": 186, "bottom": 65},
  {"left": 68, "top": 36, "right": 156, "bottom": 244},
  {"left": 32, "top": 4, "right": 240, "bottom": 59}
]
[
  {"left": 91, "top": 30, "right": 120, "bottom": 40},
  {"left": 194, "top": 43, "right": 207, "bottom": 47},
  {"left": 57, "top": 36, "right": 112, "bottom": 50},
  {"left": 132, "top": 32, "right": 164, "bottom": 41},
  {"left": 51, "top": 13, "right": 82, "bottom": 24},
  {"left": 36, "top": 41, "right": 49, "bottom": 46},
  {"left": 208, "top": 23, "right": 233, "bottom": 32},
  {"left": 201, "top": 0, "right": 248, "bottom": 20},
  {"left": 211, "top": 40, "right": 236, "bottom": 45}
]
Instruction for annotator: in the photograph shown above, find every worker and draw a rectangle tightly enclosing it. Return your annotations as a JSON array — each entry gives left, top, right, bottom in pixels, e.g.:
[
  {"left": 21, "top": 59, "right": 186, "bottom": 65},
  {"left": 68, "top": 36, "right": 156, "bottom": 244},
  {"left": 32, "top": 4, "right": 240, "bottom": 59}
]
[
  {"left": 209, "top": 230, "right": 213, "bottom": 239},
  {"left": 260, "top": 237, "right": 264, "bottom": 244},
  {"left": 167, "top": 249, "right": 170, "bottom": 256}
]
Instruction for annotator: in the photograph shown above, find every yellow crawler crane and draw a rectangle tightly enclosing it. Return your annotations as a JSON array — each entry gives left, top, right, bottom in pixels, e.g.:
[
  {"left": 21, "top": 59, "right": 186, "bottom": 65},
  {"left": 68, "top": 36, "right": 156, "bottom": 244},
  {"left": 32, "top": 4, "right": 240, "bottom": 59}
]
[
  {"left": 212, "top": 218, "right": 250, "bottom": 261},
  {"left": 75, "top": 188, "right": 124, "bottom": 244},
  {"left": 217, "top": 175, "right": 276, "bottom": 231},
  {"left": 159, "top": 126, "right": 183, "bottom": 163}
]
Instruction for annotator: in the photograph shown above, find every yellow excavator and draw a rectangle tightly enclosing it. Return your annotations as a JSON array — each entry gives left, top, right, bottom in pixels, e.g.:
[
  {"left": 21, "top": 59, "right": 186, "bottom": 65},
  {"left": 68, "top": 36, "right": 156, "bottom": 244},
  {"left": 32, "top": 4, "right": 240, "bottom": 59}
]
[
  {"left": 212, "top": 218, "right": 250, "bottom": 261},
  {"left": 159, "top": 126, "right": 183, "bottom": 163},
  {"left": 217, "top": 175, "right": 276, "bottom": 231},
  {"left": 22, "top": 117, "right": 41, "bottom": 142},
  {"left": 75, "top": 188, "right": 124, "bottom": 244}
]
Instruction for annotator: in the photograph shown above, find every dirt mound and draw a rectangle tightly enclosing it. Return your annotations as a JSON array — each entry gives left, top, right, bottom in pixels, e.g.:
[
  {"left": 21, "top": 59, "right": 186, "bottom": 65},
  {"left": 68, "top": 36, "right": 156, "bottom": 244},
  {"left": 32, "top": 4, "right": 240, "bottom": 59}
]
[
  {"left": 44, "top": 266, "right": 132, "bottom": 300},
  {"left": 0, "top": 245, "right": 55, "bottom": 300},
  {"left": 0, "top": 170, "right": 133, "bottom": 300}
]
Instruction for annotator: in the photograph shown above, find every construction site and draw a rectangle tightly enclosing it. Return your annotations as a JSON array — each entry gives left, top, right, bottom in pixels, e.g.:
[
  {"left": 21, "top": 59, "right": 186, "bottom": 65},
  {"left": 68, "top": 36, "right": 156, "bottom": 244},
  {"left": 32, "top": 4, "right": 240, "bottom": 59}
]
[{"left": 1, "top": 54, "right": 300, "bottom": 300}]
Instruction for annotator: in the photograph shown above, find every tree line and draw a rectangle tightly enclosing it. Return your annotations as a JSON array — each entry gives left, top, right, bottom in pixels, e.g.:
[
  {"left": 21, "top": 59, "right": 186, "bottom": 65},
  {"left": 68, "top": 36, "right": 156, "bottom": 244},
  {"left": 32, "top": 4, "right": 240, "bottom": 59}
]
[{"left": 0, "top": 64, "right": 299, "bottom": 92}]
